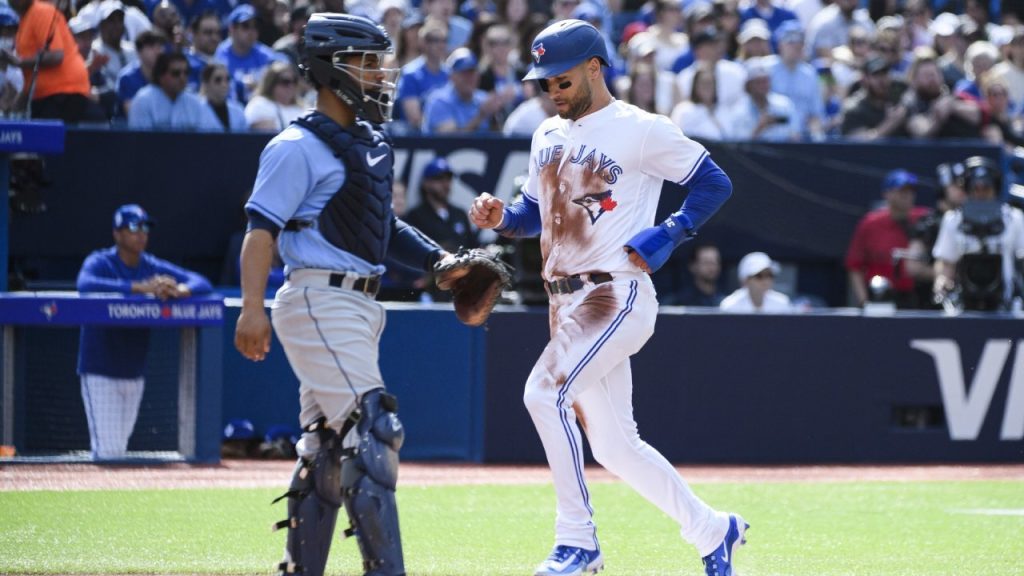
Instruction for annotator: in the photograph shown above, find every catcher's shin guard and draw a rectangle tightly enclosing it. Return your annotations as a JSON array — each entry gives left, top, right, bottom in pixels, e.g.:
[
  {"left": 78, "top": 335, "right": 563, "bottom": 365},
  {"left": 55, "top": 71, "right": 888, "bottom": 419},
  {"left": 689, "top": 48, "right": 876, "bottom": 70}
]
[
  {"left": 341, "top": 388, "right": 406, "bottom": 576},
  {"left": 272, "top": 419, "right": 344, "bottom": 576}
]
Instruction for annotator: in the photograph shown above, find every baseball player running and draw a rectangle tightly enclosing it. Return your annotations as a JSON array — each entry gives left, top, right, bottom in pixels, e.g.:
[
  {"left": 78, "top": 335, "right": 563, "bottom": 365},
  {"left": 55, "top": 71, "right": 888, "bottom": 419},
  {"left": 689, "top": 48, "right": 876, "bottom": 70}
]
[
  {"left": 234, "top": 14, "right": 450, "bottom": 576},
  {"left": 470, "top": 20, "right": 747, "bottom": 576}
]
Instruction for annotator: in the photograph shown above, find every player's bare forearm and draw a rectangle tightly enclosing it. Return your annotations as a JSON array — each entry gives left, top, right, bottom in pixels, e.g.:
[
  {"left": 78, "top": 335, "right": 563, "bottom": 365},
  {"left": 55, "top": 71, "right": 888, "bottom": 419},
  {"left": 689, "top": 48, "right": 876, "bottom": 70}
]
[
  {"left": 236, "top": 229, "right": 274, "bottom": 361},
  {"left": 239, "top": 229, "right": 274, "bottom": 307}
]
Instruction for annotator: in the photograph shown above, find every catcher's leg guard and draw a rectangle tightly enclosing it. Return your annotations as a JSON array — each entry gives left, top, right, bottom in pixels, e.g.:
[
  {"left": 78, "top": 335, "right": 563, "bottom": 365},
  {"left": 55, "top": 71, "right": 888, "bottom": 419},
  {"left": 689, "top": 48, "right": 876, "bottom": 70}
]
[
  {"left": 341, "top": 388, "right": 406, "bottom": 576},
  {"left": 272, "top": 419, "right": 344, "bottom": 576}
]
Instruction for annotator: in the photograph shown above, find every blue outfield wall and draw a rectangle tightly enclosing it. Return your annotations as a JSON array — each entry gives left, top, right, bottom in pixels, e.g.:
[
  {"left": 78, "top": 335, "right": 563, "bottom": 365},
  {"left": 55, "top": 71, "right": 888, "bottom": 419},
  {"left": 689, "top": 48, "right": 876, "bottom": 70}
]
[{"left": 223, "top": 304, "right": 1024, "bottom": 464}]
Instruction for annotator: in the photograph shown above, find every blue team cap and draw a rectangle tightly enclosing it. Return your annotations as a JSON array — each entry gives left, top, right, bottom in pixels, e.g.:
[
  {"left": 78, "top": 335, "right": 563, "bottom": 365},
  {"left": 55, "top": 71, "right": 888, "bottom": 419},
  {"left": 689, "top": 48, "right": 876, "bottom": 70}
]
[
  {"left": 112, "top": 204, "right": 155, "bottom": 229},
  {"left": 227, "top": 4, "right": 256, "bottom": 25},
  {"left": 264, "top": 424, "right": 301, "bottom": 444},
  {"left": 882, "top": 169, "right": 918, "bottom": 191},
  {"left": 446, "top": 47, "right": 478, "bottom": 73},
  {"left": 423, "top": 157, "right": 454, "bottom": 179},
  {"left": 0, "top": 6, "right": 19, "bottom": 27},
  {"left": 223, "top": 418, "right": 257, "bottom": 440},
  {"left": 774, "top": 19, "right": 804, "bottom": 45}
]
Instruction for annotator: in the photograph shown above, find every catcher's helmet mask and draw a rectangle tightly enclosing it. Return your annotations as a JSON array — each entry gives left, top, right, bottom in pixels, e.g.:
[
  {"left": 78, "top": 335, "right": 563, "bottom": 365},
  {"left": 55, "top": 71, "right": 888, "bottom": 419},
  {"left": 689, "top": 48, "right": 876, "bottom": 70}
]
[
  {"left": 523, "top": 19, "right": 609, "bottom": 92},
  {"left": 299, "top": 13, "right": 400, "bottom": 124}
]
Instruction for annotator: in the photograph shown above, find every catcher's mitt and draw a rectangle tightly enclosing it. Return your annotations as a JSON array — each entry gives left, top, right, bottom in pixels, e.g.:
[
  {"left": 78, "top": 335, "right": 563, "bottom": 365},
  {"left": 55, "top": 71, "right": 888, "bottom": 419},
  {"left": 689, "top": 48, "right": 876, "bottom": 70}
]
[{"left": 434, "top": 247, "right": 514, "bottom": 326}]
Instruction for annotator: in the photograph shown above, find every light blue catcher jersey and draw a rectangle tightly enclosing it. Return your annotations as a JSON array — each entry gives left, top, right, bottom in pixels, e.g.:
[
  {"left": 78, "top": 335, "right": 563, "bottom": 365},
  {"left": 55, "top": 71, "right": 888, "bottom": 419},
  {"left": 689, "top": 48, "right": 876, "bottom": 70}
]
[{"left": 246, "top": 123, "right": 387, "bottom": 276}]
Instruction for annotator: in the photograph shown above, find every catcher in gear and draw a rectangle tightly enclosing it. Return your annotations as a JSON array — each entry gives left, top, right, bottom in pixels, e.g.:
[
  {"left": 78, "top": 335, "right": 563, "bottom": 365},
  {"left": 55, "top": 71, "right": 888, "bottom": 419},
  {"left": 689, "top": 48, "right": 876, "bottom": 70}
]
[
  {"left": 235, "top": 13, "right": 462, "bottom": 576},
  {"left": 434, "top": 247, "right": 514, "bottom": 326}
]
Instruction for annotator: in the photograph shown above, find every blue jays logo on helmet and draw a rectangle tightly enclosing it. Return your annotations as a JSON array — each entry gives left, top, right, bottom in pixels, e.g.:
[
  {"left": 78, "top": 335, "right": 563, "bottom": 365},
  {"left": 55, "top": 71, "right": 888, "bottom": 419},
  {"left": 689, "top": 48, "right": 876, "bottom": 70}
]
[{"left": 522, "top": 19, "right": 609, "bottom": 81}]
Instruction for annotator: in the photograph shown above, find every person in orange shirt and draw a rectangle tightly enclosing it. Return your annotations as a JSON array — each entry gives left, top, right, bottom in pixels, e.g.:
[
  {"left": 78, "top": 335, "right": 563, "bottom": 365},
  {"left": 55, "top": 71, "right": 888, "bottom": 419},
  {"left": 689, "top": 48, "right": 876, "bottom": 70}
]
[{"left": 4, "top": 0, "right": 91, "bottom": 122}]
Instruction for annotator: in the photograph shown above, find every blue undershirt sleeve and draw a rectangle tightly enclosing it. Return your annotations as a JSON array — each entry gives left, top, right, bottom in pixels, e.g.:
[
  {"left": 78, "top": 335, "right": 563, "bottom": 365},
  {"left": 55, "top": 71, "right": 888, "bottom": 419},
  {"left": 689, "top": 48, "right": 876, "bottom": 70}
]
[
  {"left": 494, "top": 194, "right": 542, "bottom": 238},
  {"left": 246, "top": 208, "right": 282, "bottom": 237},
  {"left": 675, "top": 156, "right": 732, "bottom": 230},
  {"left": 389, "top": 217, "right": 444, "bottom": 271}
]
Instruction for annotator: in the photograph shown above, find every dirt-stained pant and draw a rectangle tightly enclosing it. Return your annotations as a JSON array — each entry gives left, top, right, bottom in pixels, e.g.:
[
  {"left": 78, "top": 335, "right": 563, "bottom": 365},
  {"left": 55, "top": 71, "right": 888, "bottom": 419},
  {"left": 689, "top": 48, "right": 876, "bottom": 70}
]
[{"left": 523, "top": 272, "right": 729, "bottom": 557}]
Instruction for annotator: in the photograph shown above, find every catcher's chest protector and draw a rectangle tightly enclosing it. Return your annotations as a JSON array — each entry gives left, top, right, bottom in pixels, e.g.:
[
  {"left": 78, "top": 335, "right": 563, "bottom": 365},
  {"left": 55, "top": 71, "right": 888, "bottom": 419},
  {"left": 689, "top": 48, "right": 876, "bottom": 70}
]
[{"left": 295, "top": 112, "right": 395, "bottom": 265}]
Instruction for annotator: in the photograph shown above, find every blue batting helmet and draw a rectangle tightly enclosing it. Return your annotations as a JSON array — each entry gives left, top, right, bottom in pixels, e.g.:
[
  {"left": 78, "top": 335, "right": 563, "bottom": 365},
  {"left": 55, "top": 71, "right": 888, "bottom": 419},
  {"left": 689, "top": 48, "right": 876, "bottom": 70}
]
[{"left": 522, "top": 19, "right": 609, "bottom": 81}]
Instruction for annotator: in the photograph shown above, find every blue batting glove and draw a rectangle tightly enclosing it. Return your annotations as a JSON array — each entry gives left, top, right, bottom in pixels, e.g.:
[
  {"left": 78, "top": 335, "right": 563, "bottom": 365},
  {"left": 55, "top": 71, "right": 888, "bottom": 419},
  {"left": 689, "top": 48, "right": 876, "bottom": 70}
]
[{"left": 624, "top": 213, "right": 696, "bottom": 273}]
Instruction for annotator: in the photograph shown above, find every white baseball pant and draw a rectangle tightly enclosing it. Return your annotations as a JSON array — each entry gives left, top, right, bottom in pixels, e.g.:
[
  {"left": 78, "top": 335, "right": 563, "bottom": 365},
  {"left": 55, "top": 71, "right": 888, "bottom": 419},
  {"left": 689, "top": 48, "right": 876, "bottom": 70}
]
[
  {"left": 523, "top": 272, "right": 729, "bottom": 556},
  {"left": 80, "top": 373, "right": 144, "bottom": 460}
]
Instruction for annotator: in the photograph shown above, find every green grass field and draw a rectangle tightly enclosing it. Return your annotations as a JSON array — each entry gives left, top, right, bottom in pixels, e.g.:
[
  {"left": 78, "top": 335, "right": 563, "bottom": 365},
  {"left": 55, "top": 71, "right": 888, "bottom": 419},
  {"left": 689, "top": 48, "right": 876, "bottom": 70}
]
[{"left": 2, "top": 480, "right": 1022, "bottom": 575}]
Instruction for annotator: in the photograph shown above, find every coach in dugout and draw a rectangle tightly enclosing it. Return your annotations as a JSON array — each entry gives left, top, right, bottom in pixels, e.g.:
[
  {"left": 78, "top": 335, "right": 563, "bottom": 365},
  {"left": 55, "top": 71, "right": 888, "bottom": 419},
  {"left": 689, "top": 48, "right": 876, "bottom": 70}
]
[{"left": 76, "top": 204, "right": 212, "bottom": 461}]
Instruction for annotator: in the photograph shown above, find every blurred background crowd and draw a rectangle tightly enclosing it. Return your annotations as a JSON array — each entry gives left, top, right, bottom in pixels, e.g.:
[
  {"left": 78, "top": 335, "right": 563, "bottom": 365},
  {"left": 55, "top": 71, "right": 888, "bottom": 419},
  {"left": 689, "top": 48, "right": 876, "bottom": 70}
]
[{"left": 1, "top": 0, "right": 1020, "bottom": 142}]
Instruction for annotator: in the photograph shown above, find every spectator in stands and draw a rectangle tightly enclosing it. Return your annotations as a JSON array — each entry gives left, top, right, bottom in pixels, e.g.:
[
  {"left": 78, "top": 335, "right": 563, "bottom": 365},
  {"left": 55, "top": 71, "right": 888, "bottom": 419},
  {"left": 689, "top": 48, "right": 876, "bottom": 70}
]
[
  {"left": 828, "top": 23, "right": 873, "bottom": 94},
  {"left": 839, "top": 55, "right": 909, "bottom": 140},
  {"left": 935, "top": 15, "right": 968, "bottom": 89},
  {"left": 630, "top": 0, "right": 688, "bottom": 72},
  {"left": 395, "top": 19, "right": 449, "bottom": 133},
  {"left": 5, "top": 0, "right": 92, "bottom": 122},
  {"left": 422, "top": 0, "right": 472, "bottom": 52},
  {"left": 478, "top": 23, "right": 524, "bottom": 126},
  {"left": 720, "top": 251, "right": 793, "bottom": 313},
  {"left": 670, "top": 62, "right": 731, "bottom": 140},
  {"left": 76, "top": 204, "right": 212, "bottom": 461},
  {"left": 249, "top": 0, "right": 281, "bottom": 47},
  {"left": 214, "top": 4, "right": 284, "bottom": 102},
  {"left": 675, "top": 26, "right": 747, "bottom": 109},
  {"left": 244, "top": 60, "right": 304, "bottom": 132},
  {"left": 404, "top": 157, "right": 479, "bottom": 254},
  {"left": 727, "top": 56, "right": 800, "bottom": 141},
  {"left": 550, "top": 0, "right": 580, "bottom": 23},
  {"left": 669, "top": 3, "right": 716, "bottom": 73},
  {"left": 422, "top": 47, "right": 505, "bottom": 133},
  {"left": 128, "top": 51, "right": 215, "bottom": 129},
  {"left": 980, "top": 75, "right": 1024, "bottom": 149},
  {"left": 902, "top": 47, "right": 981, "bottom": 139},
  {"left": 150, "top": 0, "right": 185, "bottom": 51},
  {"left": 676, "top": 242, "right": 726, "bottom": 307},
  {"left": 185, "top": 11, "right": 222, "bottom": 88},
  {"left": 200, "top": 61, "right": 246, "bottom": 131},
  {"left": 805, "top": 0, "right": 875, "bottom": 60},
  {"left": 870, "top": 18, "right": 909, "bottom": 73},
  {"left": 903, "top": 0, "right": 932, "bottom": 49},
  {"left": 845, "top": 169, "right": 930, "bottom": 308},
  {"left": 91, "top": 0, "right": 135, "bottom": 117},
  {"left": 503, "top": 86, "right": 556, "bottom": 135},
  {"left": 621, "top": 61, "right": 659, "bottom": 113},
  {"left": 0, "top": 6, "right": 23, "bottom": 115},
  {"left": 376, "top": 0, "right": 408, "bottom": 67},
  {"left": 736, "top": 18, "right": 773, "bottom": 61},
  {"left": 954, "top": 40, "right": 1000, "bottom": 101},
  {"left": 770, "top": 20, "right": 825, "bottom": 140},
  {"left": 989, "top": 25, "right": 1024, "bottom": 111},
  {"left": 273, "top": 5, "right": 312, "bottom": 68},
  {"left": 739, "top": 0, "right": 798, "bottom": 45},
  {"left": 116, "top": 29, "right": 165, "bottom": 116}
]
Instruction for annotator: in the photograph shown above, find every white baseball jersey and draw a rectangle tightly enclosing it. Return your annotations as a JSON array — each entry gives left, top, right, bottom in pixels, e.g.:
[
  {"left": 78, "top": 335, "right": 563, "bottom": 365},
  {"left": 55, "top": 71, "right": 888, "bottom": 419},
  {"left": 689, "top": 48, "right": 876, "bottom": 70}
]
[
  {"left": 523, "top": 99, "right": 708, "bottom": 280},
  {"left": 932, "top": 204, "right": 1024, "bottom": 302}
]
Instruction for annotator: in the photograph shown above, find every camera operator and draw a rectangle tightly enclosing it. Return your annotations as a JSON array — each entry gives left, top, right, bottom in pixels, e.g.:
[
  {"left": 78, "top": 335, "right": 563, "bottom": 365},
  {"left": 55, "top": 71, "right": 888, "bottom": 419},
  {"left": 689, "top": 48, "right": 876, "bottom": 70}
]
[
  {"left": 902, "top": 160, "right": 968, "bottom": 308},
  {"left": 932, "top": 156, "right": 1024, "bottom": 311}
]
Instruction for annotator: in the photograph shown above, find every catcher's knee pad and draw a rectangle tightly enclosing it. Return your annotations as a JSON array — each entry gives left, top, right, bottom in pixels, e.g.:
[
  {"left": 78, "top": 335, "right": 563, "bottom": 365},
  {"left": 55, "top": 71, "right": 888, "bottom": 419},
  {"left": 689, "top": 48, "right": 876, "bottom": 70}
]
[
  {"left": 341, "top": 389, "right": 405, "bottom": 576},
  {"left": 273, "top": 420, "right": 344, "bottom": 576}
]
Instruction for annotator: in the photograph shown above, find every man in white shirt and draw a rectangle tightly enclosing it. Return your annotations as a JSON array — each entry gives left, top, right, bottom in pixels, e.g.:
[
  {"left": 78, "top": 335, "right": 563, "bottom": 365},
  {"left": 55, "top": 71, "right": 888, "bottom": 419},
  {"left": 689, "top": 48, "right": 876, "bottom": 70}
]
[{"left": 720, "top": 251, "right": 793, "bottom": 312}]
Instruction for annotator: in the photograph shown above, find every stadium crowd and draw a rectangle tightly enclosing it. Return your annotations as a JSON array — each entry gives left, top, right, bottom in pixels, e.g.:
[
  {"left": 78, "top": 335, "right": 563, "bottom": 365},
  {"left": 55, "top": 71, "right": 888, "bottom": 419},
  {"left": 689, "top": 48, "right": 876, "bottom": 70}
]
[{"left": 0, "top": 0, "right": 1019, "bottom": 143}]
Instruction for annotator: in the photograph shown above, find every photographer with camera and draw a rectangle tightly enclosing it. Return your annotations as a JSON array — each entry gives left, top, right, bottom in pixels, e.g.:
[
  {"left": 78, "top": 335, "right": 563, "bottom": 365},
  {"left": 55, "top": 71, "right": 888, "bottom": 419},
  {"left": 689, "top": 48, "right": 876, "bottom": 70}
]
[{"left": 932, "top": 156, "right": 1024, "bottom": 311}]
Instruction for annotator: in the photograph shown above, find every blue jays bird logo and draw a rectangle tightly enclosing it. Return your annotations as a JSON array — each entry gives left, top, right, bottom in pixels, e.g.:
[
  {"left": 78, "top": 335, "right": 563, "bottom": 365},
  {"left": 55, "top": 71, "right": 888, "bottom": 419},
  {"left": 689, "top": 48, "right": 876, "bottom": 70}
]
[
  {"left": 40, "top": 301, "right": 58, "bottom": 321},
  {"left": 572, "top": 190, "right": 618, "bottom": 224},
  {"left": 532, "top": 44, "right": 546, "bottom": 64}
]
